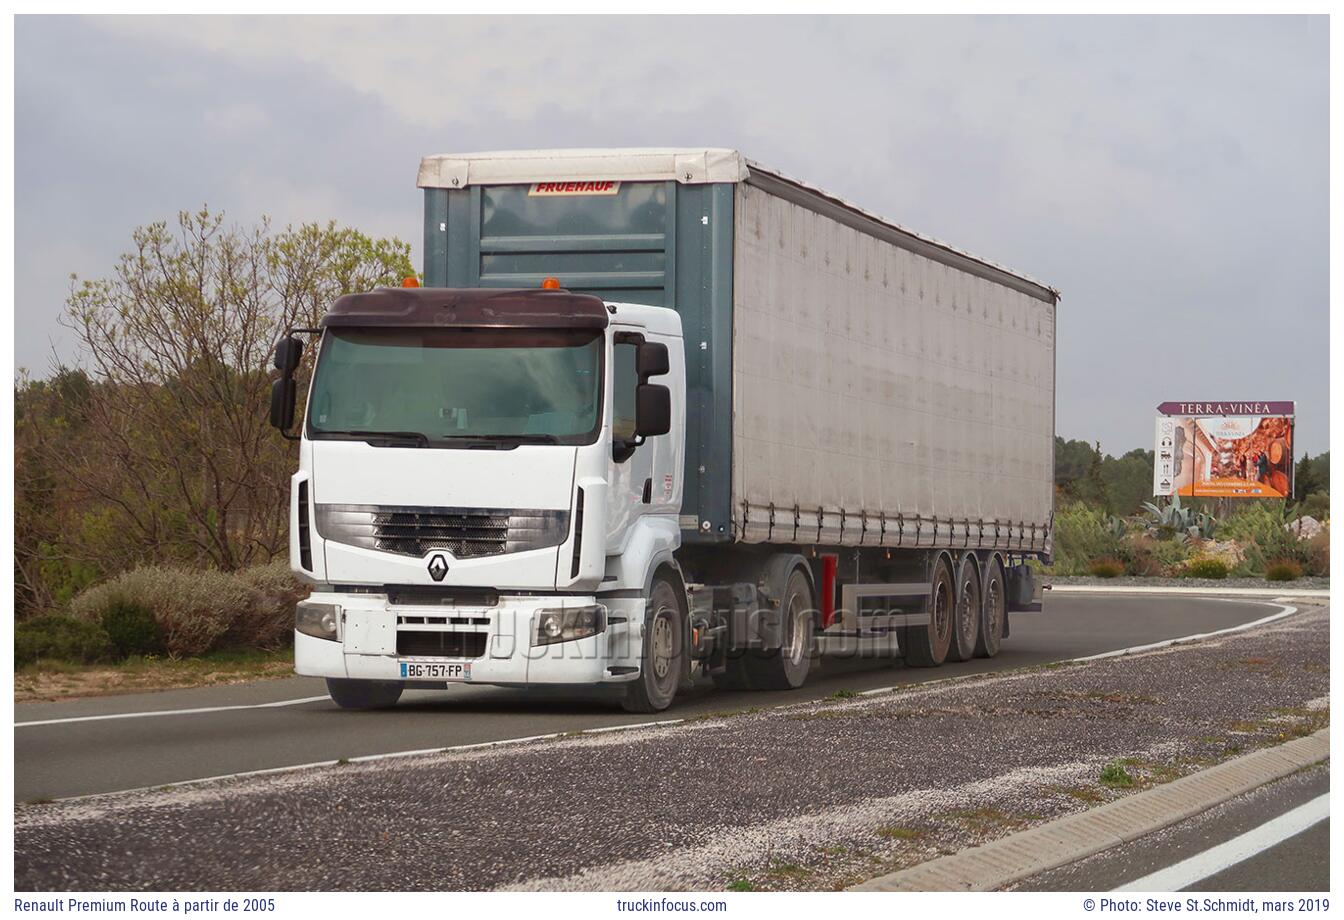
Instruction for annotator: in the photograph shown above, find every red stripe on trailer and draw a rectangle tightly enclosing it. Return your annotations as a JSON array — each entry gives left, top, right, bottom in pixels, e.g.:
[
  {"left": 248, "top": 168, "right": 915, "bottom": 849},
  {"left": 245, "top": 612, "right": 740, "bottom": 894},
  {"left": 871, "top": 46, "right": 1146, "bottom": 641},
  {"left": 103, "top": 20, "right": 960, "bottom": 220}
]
[{"left": 821, "top": 554, "right": 839, "bottom": 628}]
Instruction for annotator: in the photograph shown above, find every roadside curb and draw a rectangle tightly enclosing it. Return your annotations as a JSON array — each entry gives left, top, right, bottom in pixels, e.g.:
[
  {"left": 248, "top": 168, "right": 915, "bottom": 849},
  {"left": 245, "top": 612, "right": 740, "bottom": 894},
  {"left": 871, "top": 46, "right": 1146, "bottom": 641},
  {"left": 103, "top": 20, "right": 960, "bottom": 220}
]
[
  {"left": 848, "top": 728, "right": 1330, "bottom": 892},
  {"left": 1050, "top": 585, "right": 1329, "bottom": 598}
]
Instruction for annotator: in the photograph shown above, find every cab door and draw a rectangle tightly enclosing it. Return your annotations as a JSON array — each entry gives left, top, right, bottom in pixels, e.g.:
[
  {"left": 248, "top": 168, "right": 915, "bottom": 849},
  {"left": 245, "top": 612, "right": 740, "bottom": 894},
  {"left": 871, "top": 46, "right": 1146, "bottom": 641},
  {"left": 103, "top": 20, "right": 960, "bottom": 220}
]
[{"left": 606, "top": 329, "right": 655, "bottom": 549}]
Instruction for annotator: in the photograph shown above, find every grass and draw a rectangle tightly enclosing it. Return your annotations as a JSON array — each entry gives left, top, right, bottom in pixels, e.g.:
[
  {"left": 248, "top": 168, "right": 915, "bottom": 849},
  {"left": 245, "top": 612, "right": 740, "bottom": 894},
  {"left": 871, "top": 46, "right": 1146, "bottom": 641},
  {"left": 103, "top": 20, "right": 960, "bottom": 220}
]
[
  {"left": 1099, "top": 761, "right": 1135, "bottom": 788},
  {"left": 15, "top": 646, "right": 295, "bottom": 702},
  {"left": 1051, "top": 784, "right": 1106, "bottom": 804},
  {"left": 875, "top": 825, "right": 923, "bottom": 840},
  {"left": 765, "top": 862, "right": 812, "bottom": 881},
  {"left": 725, "top": 879, "right": 754, "bottom": 892},
  {"left": 826, "top": 689, "right": 859, "bottom": 702}
]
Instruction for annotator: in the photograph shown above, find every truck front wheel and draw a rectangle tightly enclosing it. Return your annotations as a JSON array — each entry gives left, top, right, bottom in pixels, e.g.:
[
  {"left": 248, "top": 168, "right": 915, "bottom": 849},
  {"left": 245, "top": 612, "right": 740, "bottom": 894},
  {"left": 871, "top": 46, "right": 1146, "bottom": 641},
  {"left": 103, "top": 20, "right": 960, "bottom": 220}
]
[
  {"left": 326, "top": 678, "right": 404, "bottom": 710},
  {"left": 623, "top": 574, "right": 687, "bottom": 713}
]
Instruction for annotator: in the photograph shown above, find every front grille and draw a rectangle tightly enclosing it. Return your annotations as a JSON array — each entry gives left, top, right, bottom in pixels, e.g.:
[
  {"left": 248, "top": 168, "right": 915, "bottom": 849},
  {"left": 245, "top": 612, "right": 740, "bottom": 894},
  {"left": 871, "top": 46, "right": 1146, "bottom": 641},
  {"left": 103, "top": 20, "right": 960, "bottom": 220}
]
[
  {"left": 396, "top": 631, "right": 488, "bottom": 658},
  {"left": 316, "top": 504, "right": 568, "bottom": 559}
]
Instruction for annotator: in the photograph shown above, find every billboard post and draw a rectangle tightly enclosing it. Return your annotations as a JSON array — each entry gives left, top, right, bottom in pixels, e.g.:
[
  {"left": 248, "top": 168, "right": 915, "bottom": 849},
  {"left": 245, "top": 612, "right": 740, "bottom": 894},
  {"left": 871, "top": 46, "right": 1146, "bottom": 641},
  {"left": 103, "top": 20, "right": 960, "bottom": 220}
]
[{"left": 1153, "top": 402, "right": 1295, "bottom": 499}]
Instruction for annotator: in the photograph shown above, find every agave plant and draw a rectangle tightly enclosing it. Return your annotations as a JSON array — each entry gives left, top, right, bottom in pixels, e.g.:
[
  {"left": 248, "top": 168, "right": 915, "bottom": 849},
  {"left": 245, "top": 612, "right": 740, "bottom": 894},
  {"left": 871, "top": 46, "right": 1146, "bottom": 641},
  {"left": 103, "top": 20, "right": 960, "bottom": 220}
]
[{"left": 1140, "top": 494, "right": 1218, "bottom": 543}]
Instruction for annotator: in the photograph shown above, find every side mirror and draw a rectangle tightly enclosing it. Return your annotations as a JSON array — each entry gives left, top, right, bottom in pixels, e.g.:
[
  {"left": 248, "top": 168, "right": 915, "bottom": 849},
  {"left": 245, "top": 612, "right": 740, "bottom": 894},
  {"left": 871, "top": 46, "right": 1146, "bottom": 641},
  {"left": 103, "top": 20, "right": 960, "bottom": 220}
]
[
  {"left": 270, "top": 378, "right": 297, "bottom": 431},
  {"left": 634, "top": 383, "right": 671, "bottom": 438},
  {"left": 274, "top": 336, "right": 303, "bottom": 374},
  {"left": 636, "top": 342, "right": 669, "bottom": 379}
]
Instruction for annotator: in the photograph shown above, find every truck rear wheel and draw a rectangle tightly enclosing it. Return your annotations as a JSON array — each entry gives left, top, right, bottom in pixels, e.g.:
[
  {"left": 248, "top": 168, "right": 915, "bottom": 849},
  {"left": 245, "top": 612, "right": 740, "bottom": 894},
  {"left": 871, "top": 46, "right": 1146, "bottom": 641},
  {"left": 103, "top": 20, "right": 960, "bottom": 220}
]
[
  {"left": 623, "top": 574, "right": 686, "bottom": 713},
  {"left": 745, "top": 567, "right": 815, "bottom": 690},
  {"left": 947, "top": 556, "right": 981, "bottom": 662},
  {"left": 326, "top": 678, "right": 404, "bottom": 710},
  {"left": 903, "top": 560, "right": 953, "bottom": 668},
  {"left": 975, "top": 558, "right": 1006, "bottom": 658}
]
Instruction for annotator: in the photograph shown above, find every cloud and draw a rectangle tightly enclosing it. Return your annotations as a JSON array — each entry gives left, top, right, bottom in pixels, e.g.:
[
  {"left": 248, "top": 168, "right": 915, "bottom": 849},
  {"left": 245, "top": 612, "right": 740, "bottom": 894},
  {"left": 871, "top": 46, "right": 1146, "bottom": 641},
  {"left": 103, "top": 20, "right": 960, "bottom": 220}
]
[{"left": 15, "top": 14, "right": 1329, "bottom": 455}]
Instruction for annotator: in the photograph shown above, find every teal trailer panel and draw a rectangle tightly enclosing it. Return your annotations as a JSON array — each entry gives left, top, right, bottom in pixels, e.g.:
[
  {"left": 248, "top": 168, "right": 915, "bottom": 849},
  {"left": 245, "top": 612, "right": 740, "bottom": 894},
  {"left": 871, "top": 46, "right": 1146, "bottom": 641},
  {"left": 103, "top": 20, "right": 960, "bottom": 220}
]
[{"left": 422, "top": 181, "right": 735, "bottom": 543}]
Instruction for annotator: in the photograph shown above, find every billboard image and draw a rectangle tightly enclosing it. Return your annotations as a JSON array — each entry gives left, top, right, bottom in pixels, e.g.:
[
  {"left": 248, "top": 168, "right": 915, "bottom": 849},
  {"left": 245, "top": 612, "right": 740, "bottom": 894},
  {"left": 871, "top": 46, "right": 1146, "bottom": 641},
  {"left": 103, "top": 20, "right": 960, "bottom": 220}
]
[{"left": 1153, "top": 402, "right": 1295, "bottom": 498}]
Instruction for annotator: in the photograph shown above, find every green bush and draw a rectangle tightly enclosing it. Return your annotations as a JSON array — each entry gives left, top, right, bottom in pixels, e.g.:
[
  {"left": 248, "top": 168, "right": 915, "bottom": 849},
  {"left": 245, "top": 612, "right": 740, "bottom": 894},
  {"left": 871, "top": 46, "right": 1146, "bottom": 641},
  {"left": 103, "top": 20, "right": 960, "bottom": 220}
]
[
  {"left": 1150, "top": 539, "right": 1192, "bottom": 575},
  {"left": 99, "top": 599, "right": 164, "bottom": 658},
  {"left": 1183, "top": 557, "right": 1228, "bottom": 579},
  {"left": 1054, "top": 503, "right": 1121, "bottom": 575},
  {"left": 16, "top": 614, "right": 113, "bottom": 667},
  {"left": 1221, "top": 502, "right": 1307, "bottom": 573},
  {"left": 71, "top": 563, "right": 308, "bottom": 658},
  {"left": 1087, "top": 557, "right": 1125, "bottom": 578},
  {"left": 1265, "top": 559, "right": 1303, "bottom": 582}
]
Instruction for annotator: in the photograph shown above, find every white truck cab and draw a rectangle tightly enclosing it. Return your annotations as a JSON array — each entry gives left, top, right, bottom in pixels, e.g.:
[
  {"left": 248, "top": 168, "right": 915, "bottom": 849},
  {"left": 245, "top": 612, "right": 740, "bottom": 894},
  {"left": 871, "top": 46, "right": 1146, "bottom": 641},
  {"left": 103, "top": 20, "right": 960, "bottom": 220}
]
[{"left": 275, "top": 286, "right": 689, "bottom": 712}]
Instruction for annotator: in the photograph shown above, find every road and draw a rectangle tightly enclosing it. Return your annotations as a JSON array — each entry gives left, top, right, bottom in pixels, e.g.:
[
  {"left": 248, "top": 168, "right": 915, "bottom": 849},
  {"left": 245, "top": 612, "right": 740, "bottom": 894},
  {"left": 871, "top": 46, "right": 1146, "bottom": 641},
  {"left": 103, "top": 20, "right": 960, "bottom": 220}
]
[
  {"left": 1018, "top": 763, "right": 1330, "bottom": 892},
  {"left": 14, "top": 594, "right": 1292, "bottom": 801}
]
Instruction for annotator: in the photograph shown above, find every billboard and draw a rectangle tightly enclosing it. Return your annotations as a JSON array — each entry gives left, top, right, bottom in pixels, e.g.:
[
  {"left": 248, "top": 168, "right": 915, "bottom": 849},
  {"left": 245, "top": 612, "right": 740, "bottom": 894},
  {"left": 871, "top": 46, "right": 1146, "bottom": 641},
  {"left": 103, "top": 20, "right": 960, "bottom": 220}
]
[{"left": 1153, "top": 402, "right": 1295, "bottom": 498}]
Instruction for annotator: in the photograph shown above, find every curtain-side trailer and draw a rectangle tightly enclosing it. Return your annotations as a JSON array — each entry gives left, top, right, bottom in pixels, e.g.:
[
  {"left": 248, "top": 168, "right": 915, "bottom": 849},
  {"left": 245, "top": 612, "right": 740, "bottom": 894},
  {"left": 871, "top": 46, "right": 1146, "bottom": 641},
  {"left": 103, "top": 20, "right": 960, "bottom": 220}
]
[{"left": 271, "top": 148, "right": 1057, "bottom": 712}]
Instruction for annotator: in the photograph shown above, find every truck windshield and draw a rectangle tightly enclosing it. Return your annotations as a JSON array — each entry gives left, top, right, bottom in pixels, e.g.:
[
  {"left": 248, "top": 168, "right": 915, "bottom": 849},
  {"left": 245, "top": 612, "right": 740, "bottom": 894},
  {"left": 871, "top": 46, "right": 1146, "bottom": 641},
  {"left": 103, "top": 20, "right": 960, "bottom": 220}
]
[{"left": 307, "top": 328, "right": 603, "bottom": 445}]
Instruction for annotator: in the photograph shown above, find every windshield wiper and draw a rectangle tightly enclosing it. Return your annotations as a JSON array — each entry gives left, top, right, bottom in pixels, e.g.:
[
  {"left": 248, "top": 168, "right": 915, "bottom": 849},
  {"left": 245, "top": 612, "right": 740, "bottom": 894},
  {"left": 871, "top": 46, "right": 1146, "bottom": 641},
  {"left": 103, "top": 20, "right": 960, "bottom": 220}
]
[
  {"left": 441, "top": 433, "right": 564, "bottom": 446},
  {"left": 326, "top": 429, "right": 430, "bottom": 447}
]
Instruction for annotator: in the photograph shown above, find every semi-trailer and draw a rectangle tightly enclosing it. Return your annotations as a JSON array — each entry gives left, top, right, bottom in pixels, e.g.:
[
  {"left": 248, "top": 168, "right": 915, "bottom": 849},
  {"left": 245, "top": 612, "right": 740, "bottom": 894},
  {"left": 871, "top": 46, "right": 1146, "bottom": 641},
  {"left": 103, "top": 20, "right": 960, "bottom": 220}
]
[{"left": 270, "top": 148, "right": 1057, "bottom": 712}]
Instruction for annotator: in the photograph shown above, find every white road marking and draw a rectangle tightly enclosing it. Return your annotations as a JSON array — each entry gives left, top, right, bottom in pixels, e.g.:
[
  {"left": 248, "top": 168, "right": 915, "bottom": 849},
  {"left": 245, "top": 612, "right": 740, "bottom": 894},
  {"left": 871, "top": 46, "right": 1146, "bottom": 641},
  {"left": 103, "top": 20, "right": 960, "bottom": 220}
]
[
  {"left": 48, "top": 717, "right": 687, "bottom": 802},
  {"left": 1116, "top": 793, "right": 1329, "bottom": 891},
  {"left": 19, "top": 597, "right": 1306, "bottom": 801},
  {"left": 15, "top": 695, "right": 331, "bottom": 728},
  {"left": 1051, "top": 585, "right": 1328, "bottom": 598}
]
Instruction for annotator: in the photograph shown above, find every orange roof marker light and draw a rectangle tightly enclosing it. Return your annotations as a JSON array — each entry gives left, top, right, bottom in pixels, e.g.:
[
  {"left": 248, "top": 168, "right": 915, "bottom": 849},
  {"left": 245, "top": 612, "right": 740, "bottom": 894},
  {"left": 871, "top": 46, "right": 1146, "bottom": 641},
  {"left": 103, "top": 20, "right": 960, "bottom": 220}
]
[
  {"left": 541, "top": 277, "right": 562, "bottom": 290},
  {"left": 402, "top": 277, "right": 420, "bottom": 288}
]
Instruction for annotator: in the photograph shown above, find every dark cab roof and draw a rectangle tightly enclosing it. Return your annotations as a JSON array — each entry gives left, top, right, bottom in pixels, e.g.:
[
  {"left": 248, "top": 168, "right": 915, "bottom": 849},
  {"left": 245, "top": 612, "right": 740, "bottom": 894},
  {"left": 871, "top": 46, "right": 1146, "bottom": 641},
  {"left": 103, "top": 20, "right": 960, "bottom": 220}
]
[{"left": 321, "top": 287, "right": 610, "bottom": 330}]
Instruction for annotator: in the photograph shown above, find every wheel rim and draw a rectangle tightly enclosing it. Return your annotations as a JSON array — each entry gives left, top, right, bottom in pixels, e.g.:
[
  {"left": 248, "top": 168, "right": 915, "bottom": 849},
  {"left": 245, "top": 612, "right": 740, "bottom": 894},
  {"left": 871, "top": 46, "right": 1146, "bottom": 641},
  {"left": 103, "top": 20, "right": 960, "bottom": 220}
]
[
  {"left": 651, "top": 612, "right": 674, "bottom": 682},
  {"left": 985, "top": 576, "right": 1003, "bottom": 641},
  {"left": 958, "top": 573, "right": 978, "bottom": 646},
  {"left": 933, "top": 579, "right": 951, "bottom": 640},
  {"left": 784, "top": 591, "right": 808, "bottom": 665}
]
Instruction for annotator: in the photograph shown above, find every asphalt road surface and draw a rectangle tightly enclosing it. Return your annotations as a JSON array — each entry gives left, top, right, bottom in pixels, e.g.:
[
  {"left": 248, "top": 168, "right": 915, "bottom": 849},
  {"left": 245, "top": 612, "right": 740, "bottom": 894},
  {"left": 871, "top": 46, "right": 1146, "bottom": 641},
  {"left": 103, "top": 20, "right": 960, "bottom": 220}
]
[
  {"left": 14, "top": 593, "right": 1295, "bottom": 801},
  {"left": 1018, "top": 763, "right": 1330, "bottom": 891}
]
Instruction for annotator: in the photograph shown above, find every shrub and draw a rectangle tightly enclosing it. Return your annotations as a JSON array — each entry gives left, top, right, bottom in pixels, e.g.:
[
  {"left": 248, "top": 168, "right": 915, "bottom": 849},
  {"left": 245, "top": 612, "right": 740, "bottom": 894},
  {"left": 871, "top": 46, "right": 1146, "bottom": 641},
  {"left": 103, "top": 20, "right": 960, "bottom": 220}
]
[
  {"left": 1150, "top": 539, "right": 1192, "bottom": 575},
  {"left": 232, "top": 561, "right": 309, "bottom": 649},
  {"left": 16, "top": 614, "right": 113, "bottom": 667},
  {"left": 1118, "top": 534, "right": 1163, "bottom": 576},
  {"left": 1183, "top": 557, "right": 1228, "bottom": 579},
  {"left": 99, "top": 599, "right": 164, "bottom": 658},
  {"left": 1265, "top": 560, "right": 1303, "bottom": 582},
  {"left": 1087, "top": 557, "right": 1125, "bottom": 578},
  {"left": 70, "top": 562, "right": 310, "bottom": 658},
  {"left": 72, "top": 567, "right": 255, "bottom": 657},
  {"left": 1054, "top": 503, "right": 1121, "bottom": 574},
  {"left": 1305, "top": 529, "right": 1329, "bottom": 577}
]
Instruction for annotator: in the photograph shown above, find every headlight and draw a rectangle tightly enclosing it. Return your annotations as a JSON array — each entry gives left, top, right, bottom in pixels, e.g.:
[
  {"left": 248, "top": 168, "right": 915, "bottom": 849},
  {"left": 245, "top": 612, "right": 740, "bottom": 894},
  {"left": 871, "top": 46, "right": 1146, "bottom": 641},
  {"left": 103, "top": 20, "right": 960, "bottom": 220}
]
[
  {"left": 296, "top": 601, "right": 340, "bottom": 641},
  {"left": 533, "top": 605, "right": 605, "bottom": 646}
]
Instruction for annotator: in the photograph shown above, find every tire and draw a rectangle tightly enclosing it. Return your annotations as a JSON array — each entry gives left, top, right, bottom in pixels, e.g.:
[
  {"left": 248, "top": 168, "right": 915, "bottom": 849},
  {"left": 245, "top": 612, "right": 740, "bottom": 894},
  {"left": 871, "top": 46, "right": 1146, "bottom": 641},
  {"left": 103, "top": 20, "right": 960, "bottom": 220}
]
[
  {"left": 326, "top": 678, "right": 404, "bottom": 710},
  {"left": 903, "top": 559, "right": 953, "bottom": 667},
  {"left": 744, "top": 567, "right": 815, "bottom": 690},
  {"left": 947, "top": 555, "right": 981, "bottom": 662},
  {"left": 975, "top": 558, "right": 1006, "bottom": 658},
  {"left": 623, "top": 574, "right": 687, "bottom": 713}
]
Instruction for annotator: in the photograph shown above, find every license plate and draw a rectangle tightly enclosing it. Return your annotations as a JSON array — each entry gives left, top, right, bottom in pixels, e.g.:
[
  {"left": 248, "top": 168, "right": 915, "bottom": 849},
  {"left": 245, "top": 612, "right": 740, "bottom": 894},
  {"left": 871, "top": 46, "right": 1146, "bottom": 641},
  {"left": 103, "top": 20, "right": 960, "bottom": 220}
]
[{"left": 399, "top": 661, "right": 471, "bottom": 680}]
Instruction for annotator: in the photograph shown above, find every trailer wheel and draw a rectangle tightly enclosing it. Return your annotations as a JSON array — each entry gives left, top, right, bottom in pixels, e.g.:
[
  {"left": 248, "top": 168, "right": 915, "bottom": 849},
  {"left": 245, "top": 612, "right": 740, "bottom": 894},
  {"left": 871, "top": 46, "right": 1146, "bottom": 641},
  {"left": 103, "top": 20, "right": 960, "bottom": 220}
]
[
  {"left": 745, "top": 567, "right": 815, "bottom": 690},
  {"left": 975, "top": 558, "right": 1006, "bottom": 658},
  {"left": 326, "top": 678, "right": 404, "bottom": 710},
  {"left": 903, "top": 559, "right": 953, "bottom": 668},
  {"left": 622, "top": 574, "right": 686, "bottom": 713},
  {"left": 947, "top": 556, "right": 981, "bottom": 663}
]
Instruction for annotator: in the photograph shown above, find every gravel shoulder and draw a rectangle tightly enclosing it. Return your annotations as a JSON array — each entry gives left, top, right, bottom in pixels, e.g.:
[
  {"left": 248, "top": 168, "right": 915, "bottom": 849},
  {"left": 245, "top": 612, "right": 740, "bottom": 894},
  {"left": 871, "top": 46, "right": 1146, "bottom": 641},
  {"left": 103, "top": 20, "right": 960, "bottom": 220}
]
[{"left": 14, "top": 604, "right": 1330, "bottom": 892}]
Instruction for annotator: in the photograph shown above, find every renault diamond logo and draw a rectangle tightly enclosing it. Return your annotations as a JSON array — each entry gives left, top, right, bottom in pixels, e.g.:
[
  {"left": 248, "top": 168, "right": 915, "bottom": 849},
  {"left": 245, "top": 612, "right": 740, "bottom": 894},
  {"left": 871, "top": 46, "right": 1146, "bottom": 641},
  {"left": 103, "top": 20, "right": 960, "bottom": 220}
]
[{"left": 427, "top": 553, "right": 449, "bottom": 582}]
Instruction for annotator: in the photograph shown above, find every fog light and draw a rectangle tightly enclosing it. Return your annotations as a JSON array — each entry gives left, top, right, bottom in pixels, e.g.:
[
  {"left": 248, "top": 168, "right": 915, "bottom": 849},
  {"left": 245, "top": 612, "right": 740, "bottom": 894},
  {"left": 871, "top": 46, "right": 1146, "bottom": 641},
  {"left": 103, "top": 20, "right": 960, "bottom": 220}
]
[
  {"left": 296, "top": 601, "right": 340, "bottom": 641},
  {"left": 533, "top": 605, "right": 605, "bottom": 646}
]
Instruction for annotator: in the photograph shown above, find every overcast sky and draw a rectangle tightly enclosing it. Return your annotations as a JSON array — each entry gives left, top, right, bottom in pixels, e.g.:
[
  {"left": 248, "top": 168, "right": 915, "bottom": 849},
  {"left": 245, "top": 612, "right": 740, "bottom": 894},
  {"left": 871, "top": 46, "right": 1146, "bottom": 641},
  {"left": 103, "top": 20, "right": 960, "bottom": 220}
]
[{"left": 14, "top": 15, "right": 1329, "bottom": 456}]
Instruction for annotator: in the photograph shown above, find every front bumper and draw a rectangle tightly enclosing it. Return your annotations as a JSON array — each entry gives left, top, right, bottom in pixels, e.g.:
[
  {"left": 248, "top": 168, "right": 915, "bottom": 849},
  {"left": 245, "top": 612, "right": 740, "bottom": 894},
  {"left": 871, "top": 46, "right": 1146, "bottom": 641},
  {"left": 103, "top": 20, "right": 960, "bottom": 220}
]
[{"left": 294, "top": 592, "right": 644, "bottom": 686}]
